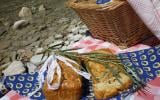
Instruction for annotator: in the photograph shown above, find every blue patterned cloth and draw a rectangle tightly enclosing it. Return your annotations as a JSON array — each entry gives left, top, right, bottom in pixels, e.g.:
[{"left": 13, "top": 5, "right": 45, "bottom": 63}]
[
  {"left": 83, "top": 45, "right": 160, "bottom": 100},
  {"left": 96, "top": 0, "right": 111, "bottom": 4},
  {"left": 119, "top": 45, "right": 160, "bottom": 82},
  {"left": 1, "top": 45, "right": 160, "bottom": 100},
  {"left": 3, "top": 72, "right": 45, "bottom": 99}
]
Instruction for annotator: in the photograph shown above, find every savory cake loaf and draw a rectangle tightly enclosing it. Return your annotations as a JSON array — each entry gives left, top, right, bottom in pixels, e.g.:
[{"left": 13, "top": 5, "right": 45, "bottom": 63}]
[
  {"left": 43, "top": 61, "right": 82, "bottom": 100},
  {"left": 85, "top": 49, "right": 132, "bottom": 99}
]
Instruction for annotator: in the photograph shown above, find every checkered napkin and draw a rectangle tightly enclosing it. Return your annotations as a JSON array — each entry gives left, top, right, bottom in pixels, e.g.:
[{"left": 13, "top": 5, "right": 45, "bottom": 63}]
[
  {"left": 127, "top": 0, "right": 160, "bottom": 39},
  {"left": 71, "top": 36, "right": 151, "bottom": 54}
]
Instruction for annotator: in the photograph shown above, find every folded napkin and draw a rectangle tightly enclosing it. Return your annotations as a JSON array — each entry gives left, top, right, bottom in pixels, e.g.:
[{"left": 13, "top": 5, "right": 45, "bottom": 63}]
[
  {"left": 71, "top": 36, "right": 151, "bottom": 54},
  {"left": 127, "top": 0, "right": 160, "bottom": 39}
]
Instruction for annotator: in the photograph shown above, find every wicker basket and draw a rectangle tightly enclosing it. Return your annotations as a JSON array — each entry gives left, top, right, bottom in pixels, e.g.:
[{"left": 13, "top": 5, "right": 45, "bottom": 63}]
[{"left": 67, "top": 0, "right": 154, "bottom": 47}]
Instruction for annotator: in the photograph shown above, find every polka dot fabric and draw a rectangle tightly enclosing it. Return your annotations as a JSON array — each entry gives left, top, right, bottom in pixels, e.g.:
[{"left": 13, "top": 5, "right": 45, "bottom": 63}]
[
  {"left": 119, "top": 45, "right": 160, "bottom": 82},
  {"left": 4, "top": 72, "right": 45, "bottom": 99}
]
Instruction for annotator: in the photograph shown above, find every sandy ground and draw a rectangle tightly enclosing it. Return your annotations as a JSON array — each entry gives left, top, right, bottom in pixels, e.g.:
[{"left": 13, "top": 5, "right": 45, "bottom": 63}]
[{"left": 0, "top": 0, "right": 80, "bottom": 65}]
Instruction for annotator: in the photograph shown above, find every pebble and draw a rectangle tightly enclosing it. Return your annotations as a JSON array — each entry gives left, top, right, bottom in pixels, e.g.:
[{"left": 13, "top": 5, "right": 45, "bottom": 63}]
[
  {"left": 2, "top": 61, "right": 25, "bottom": 76},
  {"left": 0, "top": 63, "right": 11, "bottom": 69},
  {"left": 61, "top": 46, "right": 68, "bottom": 50},
  {"left": 48, "top": 40, "right": 64, "bottom": 48},
  {"left": 30, "top": 54, "right": 48, "bottom": 66},
  {"left": 58, "top": 18, "right": 69, "bottom": 24},
  {"left": 78, "top": 25, "right": 88, "bottom": 34},
  {"left": 12, "top": 20, "right": 29, "bottom": 30},
  {"left": 26, "top": 62, "right": 37, "bottom": 72},
  {"left": 34, "top": 47, "right": 44, "bottom": 54},
  {"left": 17, "top": 49, "right": 33, "bottom": 61},
  {"left": 55, "top": 34, "right": 63, "bottom": 39},
  {"left": 29, "top": 41, "right": 41, "bottom": 47},
  {"left": 73, "top": 34, "right": 83, "bottom": 42},
  {"left": 38, "top": 25, "right": 47, "bottom": 31},
  {"left": 39, "top": 4, "right": 46, "bottom": 12},
  {"left": 67, "top": 34, "right": 74, "bottom": 39},
  {"left": 19, "top": 7, "right": 32, "bottom": 19},
  {"left": 44, "top": 36, "right": 55, "bottom": 46},
  {"left": 71, "top": 26, "right": 80, "bottom": 34},
  {"left": 64, "top": 40, "right": 70, "bottom": 46}
]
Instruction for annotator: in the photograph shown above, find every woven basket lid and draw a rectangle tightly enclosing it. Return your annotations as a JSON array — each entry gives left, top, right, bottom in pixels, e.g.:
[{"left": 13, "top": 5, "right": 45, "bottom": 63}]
[{"left": 67, "top": 0, "right": 126, "bottom": 10}]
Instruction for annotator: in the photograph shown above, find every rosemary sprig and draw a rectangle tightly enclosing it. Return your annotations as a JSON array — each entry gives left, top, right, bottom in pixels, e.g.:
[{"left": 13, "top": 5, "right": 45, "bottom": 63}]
[{"left": 42, "top": 48, "right": 147, "bottom": 95}]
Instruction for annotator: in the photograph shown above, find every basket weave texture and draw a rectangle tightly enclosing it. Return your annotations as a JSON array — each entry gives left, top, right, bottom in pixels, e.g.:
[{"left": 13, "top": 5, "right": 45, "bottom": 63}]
[{"left": 68, "top": 0, "right": 154, "bottom": 47}]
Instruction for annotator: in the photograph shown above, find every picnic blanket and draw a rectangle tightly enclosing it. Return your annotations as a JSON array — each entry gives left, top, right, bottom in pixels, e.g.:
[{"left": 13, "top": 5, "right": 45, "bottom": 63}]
[{"left": 0, "top": 36, "right": 160, "bottom": 100}]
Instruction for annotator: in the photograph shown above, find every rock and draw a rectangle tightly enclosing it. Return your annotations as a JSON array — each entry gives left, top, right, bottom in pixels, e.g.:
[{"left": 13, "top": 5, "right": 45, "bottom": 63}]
[
  {"left": 64, "top": 40, "right": 70, "bottom": 46},
  {"left": 34, "top": 47, "right": 44, "bottom": 54},
  {"left": 26, "top": 62, "right": 37, "bottom": 72},
  {"left": 70, "top": 19, "right": 78, "bottom": 25},
  {"left": 12, "top": 20, "right": 29, "bottom": 30},
  {"left": 58, "top": 18, "right": 69, "bottom": 24},
  {"left": 67, "top": 25, "right": 74, "bottom": 32},
  {"left": 58, "top": 24, "right": 69, "bottom": 32},
  {"left": 77, "top": 21, "right": 83, "bottom": 25},
  {"left": 67, "top": 34, "right": 74, "bottom": 39},
  {"left": 29, "top": 41, "right": 41, "bottom": 47},
  {"left": 61, "top": 46, "right": 68, "bottom": 50},
  {"left": 2, "top": 61, "right": 25, "bottom": 76},
  {"left": 55, "top": 34, "right": 63, "bottom": 39},
  {"left": 17, "top": 49, "right": 33, "bottom": 61},
  {"left": 18, "top": 35, "right": 40, "bottom": 47},
  {"left": 0, "top": 63, "right": 11, "bottom": 76},
  {"left": 39, "top": 4, "right": 46, "bottom": 12},
  {"left": 0, "top": 41, "right": 11, "bottom": 50},
  {"left": 73, "top": 34, "right": 83, "bottom": 42},
  {"left": 19, "top": 7, "right": 32, "bottom": 19},
  {"left": 0, "top": 63, "right": 11, "bottom": 69},
  {"left": 67, "top": 34, "right": 83, "bottom": 42},
  {"left": 20, "top": 40, "right": 33, "bottom": 47},
  {"left": 48, "top": 40, "right": 64, "bottom": 48},
  {"left": 30, "top": 54, "right": 48, "bottom": 66},
  {"left": 79, "top": 25, "right": 88, "bottom": 34},
  {"left": 44, "top": 36, "right": 54, "bottom": 46},
  {"left": 5, "top": 57, "right": 11, "bottom": 63},
  {"left": 71, "top": 26, "right": 80, "bottom": 34},
  {"left": 31, "top": 6, "right": 36, "bottom": 14},
  {"left": 38, "top": 25, "right": 47, "bottom": 31},
  {"left": 69, "top": 41, "right": 75, "bottom": 46}
]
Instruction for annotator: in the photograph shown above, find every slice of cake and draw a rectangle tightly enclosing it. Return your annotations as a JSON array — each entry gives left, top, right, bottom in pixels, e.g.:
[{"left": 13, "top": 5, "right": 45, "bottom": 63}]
[{"left": 85, "top": 49, "right": 132, "bottom": 99}]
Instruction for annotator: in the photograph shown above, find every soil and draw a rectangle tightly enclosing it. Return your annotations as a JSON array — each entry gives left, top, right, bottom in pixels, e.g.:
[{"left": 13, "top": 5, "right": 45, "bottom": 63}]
[{"left": 0, "top": 0, "right": 80, "bottom": 65}]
